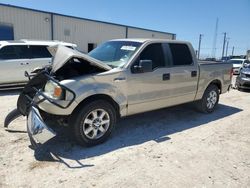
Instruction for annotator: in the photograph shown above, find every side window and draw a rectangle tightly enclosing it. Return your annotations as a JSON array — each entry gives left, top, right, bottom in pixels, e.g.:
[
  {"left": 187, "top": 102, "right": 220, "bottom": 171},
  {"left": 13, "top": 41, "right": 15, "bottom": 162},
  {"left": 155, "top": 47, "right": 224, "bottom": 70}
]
[
  {"left": 169, "top": 43, "right": 193, "bottom": 66},
  {"left": 140, "top": 43, "right": 165, "bottom": 69},
  {"left": 29, "top": 45, "right": 52, "bottom": 58},
  {"left": 14, "top": 45, "right": 29, "bottom": 59},
  {"left": 162, "top": 43, "right": 173, "bottom": 67},
  {"left": 0, "top": 46, "right": 18, "bottom": 60}
]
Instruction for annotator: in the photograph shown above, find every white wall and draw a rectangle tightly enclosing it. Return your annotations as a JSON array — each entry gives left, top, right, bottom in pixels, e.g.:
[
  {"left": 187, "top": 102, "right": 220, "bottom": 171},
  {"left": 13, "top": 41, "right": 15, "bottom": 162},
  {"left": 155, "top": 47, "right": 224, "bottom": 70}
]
[
  {"left": 53, "top": 15, "right": 126, "bottom": 52},
  {"left": 0, "top": 6, "right": 51, "bottom": 40},
  {"left": 0, "top": 5, "right": 175, "bottom": 52},
  {"left": 127, "top": 27, "right": 174, "bottom": 39}
]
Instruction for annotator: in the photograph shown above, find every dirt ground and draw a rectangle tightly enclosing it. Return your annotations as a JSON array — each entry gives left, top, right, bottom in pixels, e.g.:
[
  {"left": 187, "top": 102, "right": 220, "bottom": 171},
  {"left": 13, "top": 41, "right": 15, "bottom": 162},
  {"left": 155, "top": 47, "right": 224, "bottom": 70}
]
[{"left": 0, "top": 86, "right": 250, "bottom": 187}]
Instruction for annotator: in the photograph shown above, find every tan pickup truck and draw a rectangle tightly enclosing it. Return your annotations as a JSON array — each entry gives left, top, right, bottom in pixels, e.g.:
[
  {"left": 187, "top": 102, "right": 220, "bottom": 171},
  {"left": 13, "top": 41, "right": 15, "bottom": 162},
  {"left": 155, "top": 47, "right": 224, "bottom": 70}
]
[{"left": 5, "top": 39, "right": 232, "bottom": 147}]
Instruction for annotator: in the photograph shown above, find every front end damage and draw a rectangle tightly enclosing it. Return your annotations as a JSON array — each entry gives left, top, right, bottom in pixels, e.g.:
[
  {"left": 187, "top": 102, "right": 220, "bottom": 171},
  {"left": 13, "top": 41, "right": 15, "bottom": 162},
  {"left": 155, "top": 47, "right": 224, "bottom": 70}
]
[
  {"left": 27, "top": 106, "right": 56, "bottom": 145},
  {"left": 8, "top": 70, "right": 76, "bottom": 146},
  {"left": 4, "top": 45, "right": 111, "bottom": 146}
]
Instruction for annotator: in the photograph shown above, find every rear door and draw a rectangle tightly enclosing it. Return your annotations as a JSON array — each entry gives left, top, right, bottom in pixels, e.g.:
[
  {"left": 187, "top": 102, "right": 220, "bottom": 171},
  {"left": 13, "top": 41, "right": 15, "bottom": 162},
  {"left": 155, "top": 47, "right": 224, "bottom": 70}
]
[
  {"left": 0, "top": 45, "right": 30, "bottom": 84},
  {"left": 27, "top": 45, "right": 52, "bottom": 72},
  {"left": 165, "top": 43, "right": 199, "bottom": 102}
]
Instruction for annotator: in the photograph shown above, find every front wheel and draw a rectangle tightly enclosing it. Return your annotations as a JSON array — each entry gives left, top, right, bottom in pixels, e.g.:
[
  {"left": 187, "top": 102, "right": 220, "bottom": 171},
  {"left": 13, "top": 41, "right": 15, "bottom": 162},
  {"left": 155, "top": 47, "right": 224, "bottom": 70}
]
[
  {"left": 72, "top": 100, "right": 117, "bottom": 146},
  {"left": 196, "top": 84, "right": 219, "bottom": 113}
]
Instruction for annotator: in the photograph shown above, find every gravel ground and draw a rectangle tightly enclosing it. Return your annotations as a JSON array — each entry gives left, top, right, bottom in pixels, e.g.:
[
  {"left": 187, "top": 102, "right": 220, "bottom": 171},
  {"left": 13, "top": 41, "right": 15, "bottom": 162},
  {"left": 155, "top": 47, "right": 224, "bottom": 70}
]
[{"left": 0, "top": 86, "right": 249, "bottom": 188}]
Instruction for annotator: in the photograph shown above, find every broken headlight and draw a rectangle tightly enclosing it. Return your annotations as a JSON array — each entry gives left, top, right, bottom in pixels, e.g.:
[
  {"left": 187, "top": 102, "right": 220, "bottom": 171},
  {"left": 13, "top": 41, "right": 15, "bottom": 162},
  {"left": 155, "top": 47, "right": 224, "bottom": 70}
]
[{"left": 44, "top": 80, "right": 65, "bottom": 100}]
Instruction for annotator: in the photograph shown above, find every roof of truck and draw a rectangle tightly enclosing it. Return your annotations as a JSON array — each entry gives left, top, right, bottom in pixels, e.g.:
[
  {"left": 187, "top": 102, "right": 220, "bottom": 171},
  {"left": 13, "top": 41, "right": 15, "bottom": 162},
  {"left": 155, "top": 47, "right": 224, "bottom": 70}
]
[
  {"left": 0, "top": 39, "right": 77, "bottom": 47},
  {"left": 110, "top": 38, "right": 189, "bottom": 44}
]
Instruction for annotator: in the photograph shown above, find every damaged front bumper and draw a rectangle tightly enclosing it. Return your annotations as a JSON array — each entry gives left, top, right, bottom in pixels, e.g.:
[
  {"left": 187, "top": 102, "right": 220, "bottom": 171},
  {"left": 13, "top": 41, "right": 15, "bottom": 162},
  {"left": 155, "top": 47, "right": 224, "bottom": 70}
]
[
  {"left": 5, "top": 70, "right": 76, "bottom": 146},
  {"left": 27, "top": 106, "right": 56, "bottom": 144}
]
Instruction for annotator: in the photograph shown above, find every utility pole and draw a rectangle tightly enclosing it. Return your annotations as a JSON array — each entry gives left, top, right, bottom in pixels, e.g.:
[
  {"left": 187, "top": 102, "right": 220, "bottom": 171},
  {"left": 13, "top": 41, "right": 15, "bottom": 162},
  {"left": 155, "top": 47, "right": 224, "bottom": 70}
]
[
  {"left": 212, "top": 18, "right": 219, "bottom": 58},
  {"left": 225, "top": 38, "right": 230, "bottom": 57},
  {"left": 198, "top": 34, "right": 203, "bottom": 59},
  {"left": 232, "top": 46, "right": 234, "bottom": 56},
  {"left": 222, "top": 32, "right": 227, "bottom": 58}
]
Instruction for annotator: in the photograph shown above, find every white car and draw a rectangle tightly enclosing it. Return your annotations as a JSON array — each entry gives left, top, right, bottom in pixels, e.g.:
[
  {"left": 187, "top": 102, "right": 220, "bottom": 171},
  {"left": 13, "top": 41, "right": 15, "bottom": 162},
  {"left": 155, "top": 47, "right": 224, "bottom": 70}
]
[
  {"left": 0, "top": 40, "right": 77, "bottom": 87},
  {"left": 227, "top": 59, "right": 249, "bottom": 75}
]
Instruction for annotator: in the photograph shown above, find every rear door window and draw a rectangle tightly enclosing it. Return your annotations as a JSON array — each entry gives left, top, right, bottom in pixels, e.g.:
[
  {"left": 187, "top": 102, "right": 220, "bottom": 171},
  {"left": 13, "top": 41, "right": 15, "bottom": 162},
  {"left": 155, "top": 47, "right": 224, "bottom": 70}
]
[
  {"left": 29, "top": 45, "right": 52, "bottom": 58},
  {"left": 169, "top": 43, "right": 193, "bottom": 66}
]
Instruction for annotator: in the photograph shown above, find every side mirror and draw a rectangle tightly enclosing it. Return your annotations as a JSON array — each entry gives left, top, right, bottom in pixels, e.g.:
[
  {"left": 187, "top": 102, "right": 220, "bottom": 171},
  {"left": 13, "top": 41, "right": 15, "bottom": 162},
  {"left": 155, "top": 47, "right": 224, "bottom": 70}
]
[{"left": 133, "top": 60, "right": 153, "bottom": 73}]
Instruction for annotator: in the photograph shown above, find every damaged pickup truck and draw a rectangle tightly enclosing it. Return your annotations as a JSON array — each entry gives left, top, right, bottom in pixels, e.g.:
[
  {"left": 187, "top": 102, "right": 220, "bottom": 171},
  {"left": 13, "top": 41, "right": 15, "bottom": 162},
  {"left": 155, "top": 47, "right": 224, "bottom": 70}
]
[{"left": 5, "top": 39, "right": 232, "bottom": 147}]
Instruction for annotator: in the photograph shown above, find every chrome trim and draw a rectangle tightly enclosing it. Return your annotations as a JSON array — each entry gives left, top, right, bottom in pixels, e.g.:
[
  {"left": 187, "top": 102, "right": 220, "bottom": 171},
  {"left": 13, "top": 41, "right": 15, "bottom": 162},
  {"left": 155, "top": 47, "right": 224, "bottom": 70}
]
[{"left": 27, "top": 106, "right": 56, "bottom": 144}]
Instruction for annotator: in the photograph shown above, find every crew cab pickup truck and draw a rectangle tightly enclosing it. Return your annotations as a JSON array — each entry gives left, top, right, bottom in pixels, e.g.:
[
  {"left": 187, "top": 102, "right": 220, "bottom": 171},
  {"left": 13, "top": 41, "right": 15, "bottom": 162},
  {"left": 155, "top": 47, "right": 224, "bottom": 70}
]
[{"left": 5, "top": 39, "right": 232, "bottom": 147}]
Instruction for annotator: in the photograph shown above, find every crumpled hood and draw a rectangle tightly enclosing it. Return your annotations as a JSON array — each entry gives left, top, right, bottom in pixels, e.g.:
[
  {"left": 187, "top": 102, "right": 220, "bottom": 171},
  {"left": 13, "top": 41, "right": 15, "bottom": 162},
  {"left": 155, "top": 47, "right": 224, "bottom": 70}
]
[{"left": 47, "top": 45, "right": 112, "bottom": 73}]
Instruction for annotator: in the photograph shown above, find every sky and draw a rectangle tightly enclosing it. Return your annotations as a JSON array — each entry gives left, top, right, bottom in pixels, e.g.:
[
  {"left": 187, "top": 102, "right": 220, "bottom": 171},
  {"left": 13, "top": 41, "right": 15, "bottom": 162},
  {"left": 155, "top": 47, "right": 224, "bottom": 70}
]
[{"left": 0, "top": 0, "right": 249, "bottom": 58}]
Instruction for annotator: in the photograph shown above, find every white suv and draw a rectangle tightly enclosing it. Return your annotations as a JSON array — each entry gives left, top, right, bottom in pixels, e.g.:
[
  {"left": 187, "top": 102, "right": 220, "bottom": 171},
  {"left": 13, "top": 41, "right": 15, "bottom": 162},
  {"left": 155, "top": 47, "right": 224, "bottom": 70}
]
[
  {"left": 227, "top": 58, "right": 249, "bottom": 75},
  {"left": 0, "top": 40, "right": 77, "bottom": 86}
]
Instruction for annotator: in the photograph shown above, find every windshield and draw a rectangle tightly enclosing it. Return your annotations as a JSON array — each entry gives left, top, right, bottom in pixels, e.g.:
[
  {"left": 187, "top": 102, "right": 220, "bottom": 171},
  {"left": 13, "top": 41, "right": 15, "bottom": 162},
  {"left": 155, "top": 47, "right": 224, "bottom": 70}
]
[
  {"left": 227, "top": 60, "right": 243, "bottom": 64},
  {"left": 88, "top": 41, "right": 142, "bottom": 68}
]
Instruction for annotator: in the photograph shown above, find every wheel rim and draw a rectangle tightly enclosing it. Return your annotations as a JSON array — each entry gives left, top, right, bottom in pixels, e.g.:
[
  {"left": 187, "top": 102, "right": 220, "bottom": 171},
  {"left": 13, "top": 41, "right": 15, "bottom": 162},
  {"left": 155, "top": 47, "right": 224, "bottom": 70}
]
[
  {"left": 82, "top": 109, "right": 110, "bottom": 140},
  {"left": 206, "top": 90, "right": 218, "bottom": 109}
]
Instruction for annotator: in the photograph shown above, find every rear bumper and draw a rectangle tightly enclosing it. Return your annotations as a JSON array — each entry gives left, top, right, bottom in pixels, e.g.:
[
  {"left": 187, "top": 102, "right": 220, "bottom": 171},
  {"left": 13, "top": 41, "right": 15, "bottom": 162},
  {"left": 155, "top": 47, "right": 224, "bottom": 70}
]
[{"left": 27, "top": 106, "right": 56, "bottom": 144}]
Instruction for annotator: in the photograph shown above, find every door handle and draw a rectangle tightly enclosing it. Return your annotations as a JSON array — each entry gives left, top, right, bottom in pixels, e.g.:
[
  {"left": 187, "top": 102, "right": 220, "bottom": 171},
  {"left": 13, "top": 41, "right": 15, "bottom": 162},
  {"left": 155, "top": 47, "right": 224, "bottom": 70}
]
[
  {"left": 191, "top": 71, "right": 197, "bottom": 77},
  {"left": 163, "top": 73, "right": 170, "bottom": 80},
  {"left": 20, "top": 62, "right": 29, "bottom": 65}
]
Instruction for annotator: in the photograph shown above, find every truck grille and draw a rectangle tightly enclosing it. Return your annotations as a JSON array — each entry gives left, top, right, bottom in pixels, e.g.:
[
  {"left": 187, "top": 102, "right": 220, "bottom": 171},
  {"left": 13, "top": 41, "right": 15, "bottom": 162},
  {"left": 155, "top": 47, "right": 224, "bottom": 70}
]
[{"left": 245, "top": 74, "right": 250, "bottom": 78}]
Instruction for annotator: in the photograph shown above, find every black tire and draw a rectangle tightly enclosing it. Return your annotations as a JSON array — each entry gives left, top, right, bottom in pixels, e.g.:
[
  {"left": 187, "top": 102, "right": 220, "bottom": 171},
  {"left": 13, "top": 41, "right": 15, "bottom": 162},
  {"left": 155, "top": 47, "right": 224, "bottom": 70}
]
[
  {"left": 196, "top": 84, "right": 219, "bottom": 113},
  {"left": 71, "top": 100, "right": 116, "bottom": 147}
]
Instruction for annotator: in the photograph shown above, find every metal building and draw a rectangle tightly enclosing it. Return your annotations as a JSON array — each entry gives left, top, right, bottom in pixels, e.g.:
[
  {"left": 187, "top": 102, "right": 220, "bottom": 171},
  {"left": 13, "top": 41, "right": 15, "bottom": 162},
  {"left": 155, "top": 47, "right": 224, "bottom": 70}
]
[{"left": 0, "top": 3, "right": 176, "bottom": 52}]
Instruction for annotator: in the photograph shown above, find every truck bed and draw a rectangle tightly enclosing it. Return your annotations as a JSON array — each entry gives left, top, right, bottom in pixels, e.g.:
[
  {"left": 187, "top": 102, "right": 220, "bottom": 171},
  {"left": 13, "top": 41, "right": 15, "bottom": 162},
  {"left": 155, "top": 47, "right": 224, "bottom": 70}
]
[{"left": 195, "top": 61, "right": 232, "bottom": 100}]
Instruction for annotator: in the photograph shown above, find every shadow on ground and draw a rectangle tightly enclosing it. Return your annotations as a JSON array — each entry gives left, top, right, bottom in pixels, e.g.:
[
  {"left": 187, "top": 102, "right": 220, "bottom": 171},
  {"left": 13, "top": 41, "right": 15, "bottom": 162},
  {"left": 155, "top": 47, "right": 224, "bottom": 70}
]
[
  {"left": 32, "top": 103, "right": 242, "bottom": 168},
  {"left": 238, "top": 88, "right": 250, "bottom": 93}
]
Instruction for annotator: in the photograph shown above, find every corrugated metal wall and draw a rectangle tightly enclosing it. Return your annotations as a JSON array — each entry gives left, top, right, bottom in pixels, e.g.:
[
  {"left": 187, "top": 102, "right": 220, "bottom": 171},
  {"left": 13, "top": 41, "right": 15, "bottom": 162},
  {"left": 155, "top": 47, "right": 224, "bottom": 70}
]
[
  {"left": 0, "top": 6, "right": 51, "bottom": 40},
  {"left": 0, "top": 4, "right": 175, "bottom": 52},
  {"left": 53, "top": 15, "right": 126, "bottom": 52},
  {"left": 127, "top": 27, "right": 174, "bottom": 39}
]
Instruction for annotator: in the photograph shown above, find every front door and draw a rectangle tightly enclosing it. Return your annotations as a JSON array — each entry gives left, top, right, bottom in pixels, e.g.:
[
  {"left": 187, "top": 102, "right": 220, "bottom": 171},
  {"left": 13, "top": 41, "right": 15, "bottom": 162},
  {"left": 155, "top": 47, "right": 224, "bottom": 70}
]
[
  {"left": 126, "top": 43, "right": 172, "bottom": 115},
  {"left": 0, "top": 45, "right": 30, "bottom": 84}
]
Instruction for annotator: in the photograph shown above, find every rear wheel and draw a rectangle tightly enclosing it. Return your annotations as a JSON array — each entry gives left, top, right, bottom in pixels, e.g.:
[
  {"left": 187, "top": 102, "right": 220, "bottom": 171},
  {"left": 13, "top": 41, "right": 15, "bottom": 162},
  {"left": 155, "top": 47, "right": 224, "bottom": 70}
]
[
  {"left": 196, "top": 84, "right": 219, "bottom": 113},
  {"left": 72, "top": 100, "right": 116, "bottom": 146}
]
